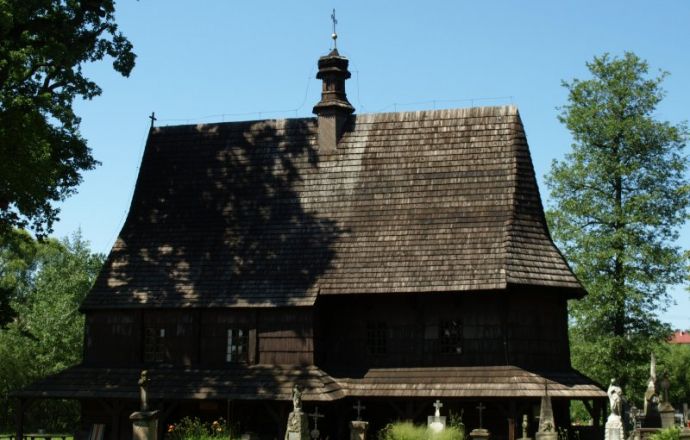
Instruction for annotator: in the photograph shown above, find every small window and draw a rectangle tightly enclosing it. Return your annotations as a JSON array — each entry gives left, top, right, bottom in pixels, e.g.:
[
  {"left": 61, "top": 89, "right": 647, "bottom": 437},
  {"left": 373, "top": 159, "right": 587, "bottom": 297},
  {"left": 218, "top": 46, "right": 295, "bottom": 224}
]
[
  {"left": 366, "top": 322, "right": 387, "bottom": 355},
  {"left": 144, "top": 327, "right": 165, "bottom": 362},
  {"left": 226, "top": 328, "right": 249, "bottom": 363},
  {"left": 439, "top": 320, "right": 463, "bottom": 354}
]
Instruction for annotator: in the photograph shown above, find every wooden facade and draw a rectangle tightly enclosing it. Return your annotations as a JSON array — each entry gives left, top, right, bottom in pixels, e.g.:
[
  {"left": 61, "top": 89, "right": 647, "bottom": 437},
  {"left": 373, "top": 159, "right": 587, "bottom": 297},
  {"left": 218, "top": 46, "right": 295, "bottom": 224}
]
[{"left": 16, "top": 48, "right": 607, "bottom": 440}]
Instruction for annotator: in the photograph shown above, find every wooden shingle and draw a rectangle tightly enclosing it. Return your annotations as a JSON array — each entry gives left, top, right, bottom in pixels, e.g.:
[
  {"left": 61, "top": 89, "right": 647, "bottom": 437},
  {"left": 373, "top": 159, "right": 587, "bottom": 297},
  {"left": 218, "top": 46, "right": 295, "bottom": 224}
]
[{"left": 82, "top": 106, "right": 583, "bottom": 309}]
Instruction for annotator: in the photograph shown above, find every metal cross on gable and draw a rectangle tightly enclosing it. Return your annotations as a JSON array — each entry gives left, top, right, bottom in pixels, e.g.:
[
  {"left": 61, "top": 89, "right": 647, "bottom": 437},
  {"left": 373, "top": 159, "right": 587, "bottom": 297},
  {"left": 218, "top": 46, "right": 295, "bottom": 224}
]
[
  {"left": 330, "top": 8, "right": 338, "bottom": 49},
  {"left": 476, "top": 402, "right": 487, "bottom": 428},
  {"left": 148, "top": 111, "right": 157, "bottom": 129},
  {"left": 308, "top": 406, "right": 325, "bottom": 430},
  {"left": 353, "top": 400, "right": 366, "bottom": 421}
]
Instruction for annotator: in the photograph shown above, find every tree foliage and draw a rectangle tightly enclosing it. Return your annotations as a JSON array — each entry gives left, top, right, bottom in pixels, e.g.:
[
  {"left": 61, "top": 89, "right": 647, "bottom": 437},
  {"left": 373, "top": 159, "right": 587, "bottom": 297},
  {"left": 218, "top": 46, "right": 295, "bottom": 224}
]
[
  {"left": 0, "top": 0, "right": 135, "bottom": 237},
  {"left": 546, "top": 52, "right": 690, "bottom": 395},
  {"left": 0, "top": 230, "right": 104, "bottom": 431},
  {"left": 657, "top": 343, "right": 690, "bottom": 406}
]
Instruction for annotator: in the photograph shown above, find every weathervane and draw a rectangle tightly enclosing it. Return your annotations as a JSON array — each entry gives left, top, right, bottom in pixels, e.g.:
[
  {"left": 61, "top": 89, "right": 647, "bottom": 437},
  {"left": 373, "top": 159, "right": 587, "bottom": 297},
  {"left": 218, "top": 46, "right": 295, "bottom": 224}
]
[{"left": 331, "top": 8, "right": 338, "bottom": 49}]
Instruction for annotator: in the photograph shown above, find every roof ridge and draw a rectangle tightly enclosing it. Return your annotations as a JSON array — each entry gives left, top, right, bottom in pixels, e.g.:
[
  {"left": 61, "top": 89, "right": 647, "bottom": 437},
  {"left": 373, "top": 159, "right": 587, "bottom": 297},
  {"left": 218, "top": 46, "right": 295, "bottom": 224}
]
[{"left": 152, "top": 105, "right": 519, "bottom": 131}]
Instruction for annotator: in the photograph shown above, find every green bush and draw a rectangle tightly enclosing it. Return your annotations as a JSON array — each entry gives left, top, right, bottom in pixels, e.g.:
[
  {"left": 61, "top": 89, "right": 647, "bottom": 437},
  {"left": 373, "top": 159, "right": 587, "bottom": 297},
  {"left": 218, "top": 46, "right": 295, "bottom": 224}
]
[
  {"left": 649, "top": 427, "right": 681, "bottom": 440},
  {"left": 378, "top": 421, "right": 465, "bottom": 440}
]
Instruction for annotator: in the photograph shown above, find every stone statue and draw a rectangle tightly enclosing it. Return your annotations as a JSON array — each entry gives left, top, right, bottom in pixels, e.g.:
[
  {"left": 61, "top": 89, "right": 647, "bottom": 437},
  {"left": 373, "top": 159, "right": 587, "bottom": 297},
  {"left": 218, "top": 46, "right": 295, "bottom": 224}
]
[
  {"left": 292, "top": 384, "right": 303, "bottom": 413},
  {"left": 605, "top": 379, "right": 625, "bottom": 440},
  {"left": 608, "top": 379, "right": 623, "bottom": 416},
  {"left": 522, "top": 415, "right": 529, "bottom": 439},
  {"left": 138, "top": 370, "right": 150, "bottom": 412}
]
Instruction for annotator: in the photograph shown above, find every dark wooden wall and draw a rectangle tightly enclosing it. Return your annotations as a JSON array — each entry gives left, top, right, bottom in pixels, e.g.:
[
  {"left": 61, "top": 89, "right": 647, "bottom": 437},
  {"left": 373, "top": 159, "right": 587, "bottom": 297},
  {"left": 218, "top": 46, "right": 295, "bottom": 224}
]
[
  {"left": 83, "top": 290, "right": 568, "bottom": 370},
  {"left": 316, "top": 290, "right": 571, "bottom": 370},
  {"left": 83, "top": 307, "right": 313, "bottom": 367},
  {"left": 85, "top": 311, "right": 141, "bottom": 366}
]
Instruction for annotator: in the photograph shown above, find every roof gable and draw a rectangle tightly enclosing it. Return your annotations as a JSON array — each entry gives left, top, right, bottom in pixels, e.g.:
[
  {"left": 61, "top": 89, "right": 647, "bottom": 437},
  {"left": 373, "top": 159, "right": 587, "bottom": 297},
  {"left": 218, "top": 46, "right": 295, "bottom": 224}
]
[{"left": 83, "top": 106, "right": 584, "bottom": 309}]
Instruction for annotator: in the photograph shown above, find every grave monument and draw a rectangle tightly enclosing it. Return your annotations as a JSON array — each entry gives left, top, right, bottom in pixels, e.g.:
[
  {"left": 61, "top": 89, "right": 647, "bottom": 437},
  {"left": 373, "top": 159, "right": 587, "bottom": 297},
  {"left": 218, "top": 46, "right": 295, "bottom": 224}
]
[
  {"left": 658, "top": 373, "right": 675, "bottom": 429},
  {"left": 605, "top": 379, "right": 625, "bottom": 440},
  {"left": 350, "top": 400, "right": 368, "bottom": 440},
  {"left": 470, "top": 402, "right": 490, "bottom": 440},
  {"left": 428, "top": 400, "right": 446, "bottom": 433},
  {"left": 643, "top": 354, "right": 661, "bottom": 428},
  {"left": 535, "top": 386, "right": 557, "bottom": 440},
  {"left": 129, "top": 370, "right": 160, "bottom": 440},
  {"left": 520, "top": 414, "right": 532, "bottom": 440},
  {"left": 308, "top": 406, "right": 324, "bottom": 440},
  {"left": 285, "top": 385, "right": 310, "bottom": 440}
]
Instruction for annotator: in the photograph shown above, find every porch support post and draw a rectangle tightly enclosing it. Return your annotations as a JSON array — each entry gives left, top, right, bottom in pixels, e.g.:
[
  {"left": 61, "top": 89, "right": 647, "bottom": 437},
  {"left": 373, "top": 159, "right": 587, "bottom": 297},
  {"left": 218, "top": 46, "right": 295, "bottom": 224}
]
[{"left": 16, "top": 398, "right": 25, "bottom": 440}]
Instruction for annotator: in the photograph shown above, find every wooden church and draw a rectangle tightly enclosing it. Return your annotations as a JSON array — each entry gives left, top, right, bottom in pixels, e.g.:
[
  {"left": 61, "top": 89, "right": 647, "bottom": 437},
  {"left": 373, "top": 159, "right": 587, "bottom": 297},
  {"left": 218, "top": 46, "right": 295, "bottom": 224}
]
[{"left": 16, "top": 44, "right": 607, "bottom": 440}]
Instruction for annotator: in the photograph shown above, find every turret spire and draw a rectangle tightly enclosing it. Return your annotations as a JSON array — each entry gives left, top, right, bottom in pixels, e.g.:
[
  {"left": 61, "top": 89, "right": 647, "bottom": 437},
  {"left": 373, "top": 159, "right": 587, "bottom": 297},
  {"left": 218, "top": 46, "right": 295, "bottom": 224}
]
[{"left": 313, "top": 10, "right": 354, "bottom": 151}]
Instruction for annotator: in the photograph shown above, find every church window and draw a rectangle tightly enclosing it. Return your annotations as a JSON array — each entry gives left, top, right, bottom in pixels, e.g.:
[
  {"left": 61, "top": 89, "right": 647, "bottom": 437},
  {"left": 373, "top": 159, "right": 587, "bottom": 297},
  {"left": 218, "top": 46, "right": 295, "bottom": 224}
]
[
  {"left": 366, "top": 321, "right": 387, "bottom": 355},
  {"left": 143, "top": 327, "right": 165, "bottom": 362},
  {"left": 226, "top": 328, "right": 249, "bottom": 363},
  {"left": 439, "top": 319, "right": 463, "bottom": 354}
]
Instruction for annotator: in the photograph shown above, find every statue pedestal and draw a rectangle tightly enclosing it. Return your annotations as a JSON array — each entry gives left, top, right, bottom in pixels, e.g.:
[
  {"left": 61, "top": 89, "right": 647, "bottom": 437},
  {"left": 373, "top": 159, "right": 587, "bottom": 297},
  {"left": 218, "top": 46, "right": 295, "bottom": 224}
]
[
  {"left": 470, "top": 428, "right": 490, "bottom": 440},
  {"left": 350, "top": 421, "right": 368, "bottom": 440},
  {"left": 130, "top": 410, "right": 160, "bottom": 440},
  {"left": 428, "top": 416, "right": 446, "bottom": 433},
  {"left": 659, "top": 403, "right": 675, "bottom": 429},
  {"left": 535, "top": 432, "right": 557, "bottom": 440},
  {"left": 605, "top": 414, "right": 624, "bottom": 440},
  {"left": 285, "top": 411, "right": 310, "bottom": 440}
]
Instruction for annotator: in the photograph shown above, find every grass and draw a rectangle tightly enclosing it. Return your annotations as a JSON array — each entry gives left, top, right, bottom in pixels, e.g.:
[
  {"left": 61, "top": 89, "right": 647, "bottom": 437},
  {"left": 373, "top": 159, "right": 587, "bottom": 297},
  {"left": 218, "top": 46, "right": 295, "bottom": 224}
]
[{"left": 378, "top": 421, "right": 465, "bottom": 440}]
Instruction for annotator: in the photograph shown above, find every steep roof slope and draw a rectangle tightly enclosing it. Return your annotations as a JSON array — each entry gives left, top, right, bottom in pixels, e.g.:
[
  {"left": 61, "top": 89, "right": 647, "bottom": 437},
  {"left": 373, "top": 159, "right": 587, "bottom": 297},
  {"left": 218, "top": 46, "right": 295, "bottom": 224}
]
[{"left": 82, "top": 106, "right": 584, "bottom": 309}]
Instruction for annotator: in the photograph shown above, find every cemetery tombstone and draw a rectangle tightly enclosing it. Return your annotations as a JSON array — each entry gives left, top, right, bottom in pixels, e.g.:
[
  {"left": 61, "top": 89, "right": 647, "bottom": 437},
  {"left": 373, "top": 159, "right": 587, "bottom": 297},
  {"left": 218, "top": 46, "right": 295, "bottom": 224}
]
[
  {"left": 643, "top": 354, "right": 661, "bottom": 428},
  {"left": 428, "top": 400, "right": 447, "bottom": 433},
  {"left": 350, "top": 400, "right": 368, "bottom": 440},
  {"left": 285, "top": 385, "right": 310, "bottom": 440},
  {"left": 307, "top": 406, "right": 324, "bottom": 440},
  {"left": 535, "top": 388, "right": 557, "bottom": 440},
  {"left": 469, "top": 402, "right": 490, "bottom": 440},
  {"left": 658, "top": 374, "right": 675, "bottom": 429},
  {"left": 129, "top": 370, "right": 160, "bottom": 440}
]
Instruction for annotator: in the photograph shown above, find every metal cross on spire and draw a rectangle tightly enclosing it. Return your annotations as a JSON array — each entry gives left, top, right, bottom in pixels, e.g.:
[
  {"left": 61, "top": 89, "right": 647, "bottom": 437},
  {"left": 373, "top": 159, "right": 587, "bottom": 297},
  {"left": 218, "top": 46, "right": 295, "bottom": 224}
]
[{"left": 330, "top": 8, "right": 338, "bottom": 49}]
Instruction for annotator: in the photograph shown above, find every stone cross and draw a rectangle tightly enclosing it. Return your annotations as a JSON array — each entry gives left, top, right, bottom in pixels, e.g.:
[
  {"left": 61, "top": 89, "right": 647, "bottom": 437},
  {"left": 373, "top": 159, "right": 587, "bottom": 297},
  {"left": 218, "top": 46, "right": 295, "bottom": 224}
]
[
  {"left": 353, "top": 400, "right": 366, "bottom": 421},
  {"left": 433, "top": 400, "right": 444, "bottom": 418},
  {"left": 476, "top": 402, "right": 486, "bottom": 429},
  {"left": 308, "top": 406, "right": 325, "bottom": 430},
  {"left": 330, "top": 9, "right": 338, "bottom": 49},
  {"left": 138, "top": 370, "right": 150, "bottom": 412}
]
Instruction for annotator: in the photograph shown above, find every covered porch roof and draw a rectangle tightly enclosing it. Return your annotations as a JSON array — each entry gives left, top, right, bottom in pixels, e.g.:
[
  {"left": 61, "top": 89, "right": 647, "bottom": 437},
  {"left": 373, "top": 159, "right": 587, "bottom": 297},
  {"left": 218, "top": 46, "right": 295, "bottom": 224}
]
[{"left": 13, "top": 364, "right": 605, "bottom": 401}]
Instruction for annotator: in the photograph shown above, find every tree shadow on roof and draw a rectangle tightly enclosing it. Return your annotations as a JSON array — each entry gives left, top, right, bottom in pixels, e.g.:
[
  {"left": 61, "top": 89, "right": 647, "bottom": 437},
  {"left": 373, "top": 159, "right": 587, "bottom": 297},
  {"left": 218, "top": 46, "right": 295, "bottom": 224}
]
[{"left": 89, "top": 117, "right": 340, "bottom": 307}]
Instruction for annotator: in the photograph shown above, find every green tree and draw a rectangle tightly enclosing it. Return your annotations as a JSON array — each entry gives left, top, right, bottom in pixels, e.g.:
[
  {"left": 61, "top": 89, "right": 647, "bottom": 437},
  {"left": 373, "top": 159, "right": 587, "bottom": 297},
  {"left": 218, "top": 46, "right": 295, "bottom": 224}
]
[
  {"left": 0, "top": 228, "right": 38, "bottom": 325},
  {"left": 657, "top": 343, "right": 690, "bottom": 406},
  {"left": 0, "top": 231, "right": 104, "bottom": 431},
  {"left": 0, "top": 0, "right": 135, "bottom": 237},
  {"left": 546, "top": 52, "right": 690, "bottom": 396}
]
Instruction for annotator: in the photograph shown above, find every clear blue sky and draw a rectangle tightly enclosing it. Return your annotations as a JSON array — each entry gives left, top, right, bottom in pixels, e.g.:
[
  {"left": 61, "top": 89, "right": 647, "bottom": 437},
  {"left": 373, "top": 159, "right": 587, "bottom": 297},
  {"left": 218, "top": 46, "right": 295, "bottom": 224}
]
[{"left": 52, "top": 0, "right": 690, "bottom": 328}]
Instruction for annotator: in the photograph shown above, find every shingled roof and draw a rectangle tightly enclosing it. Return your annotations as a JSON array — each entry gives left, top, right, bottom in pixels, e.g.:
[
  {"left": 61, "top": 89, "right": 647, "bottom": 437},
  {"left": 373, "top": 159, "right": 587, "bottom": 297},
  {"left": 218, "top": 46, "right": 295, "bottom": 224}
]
[
  {"left": 14, "top": 365, "right": 605, "bottom": 400},
  {"left": 82, "top": 105, "right": 584, "bottom": 309}
]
